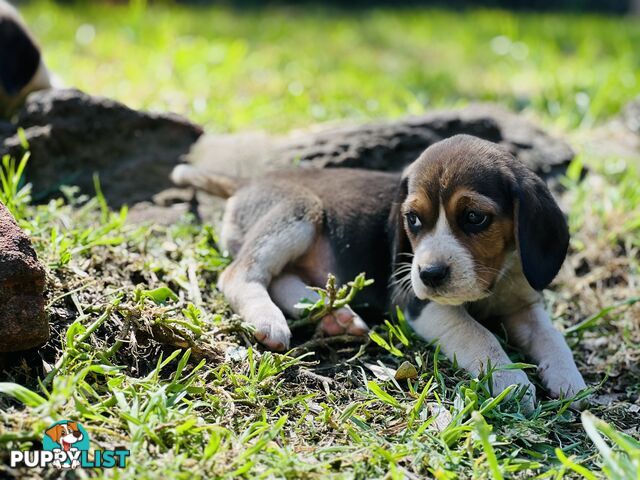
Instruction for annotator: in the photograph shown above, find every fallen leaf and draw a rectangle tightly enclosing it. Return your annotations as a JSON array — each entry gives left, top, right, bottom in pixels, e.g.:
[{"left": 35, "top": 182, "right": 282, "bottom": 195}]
[
  {"left": 427, "top": 403, "right": 453, "bottom": 432},
  {"left": 363, "top": 362, "right": 396, "bottom": 381}
]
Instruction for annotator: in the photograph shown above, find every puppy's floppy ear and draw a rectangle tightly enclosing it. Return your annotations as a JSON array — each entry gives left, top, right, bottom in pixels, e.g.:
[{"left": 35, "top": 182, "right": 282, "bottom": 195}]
[
  {"left": 512, "top": 166, "right": 569, "bottom": 291},
  {"left": 0, "top": 15, "right": 41, "bottom": 95},
  {"left": 45, "top": 424, "right": 63, "bottom": 444}
]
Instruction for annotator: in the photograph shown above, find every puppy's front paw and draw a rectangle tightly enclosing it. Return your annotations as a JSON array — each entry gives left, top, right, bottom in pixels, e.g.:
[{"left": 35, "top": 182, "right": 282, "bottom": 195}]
[
  {"left": 318, "top": 306, "right": 369, "bottom": 336},
  {"left": 538, "top": 362, "right": 587, "bottom": 408},
  {"left": 246, "top": 305, "right": 292, "bottom": 351},
  {"left": 491, "top": 368, "right": 536, "bottom": 412}
]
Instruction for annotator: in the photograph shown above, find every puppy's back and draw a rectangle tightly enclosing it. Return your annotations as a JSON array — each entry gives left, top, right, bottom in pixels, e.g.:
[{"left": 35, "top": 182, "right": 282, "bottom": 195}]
[{"left": 264, "top": 168, "right": 401, "bottom": 314}]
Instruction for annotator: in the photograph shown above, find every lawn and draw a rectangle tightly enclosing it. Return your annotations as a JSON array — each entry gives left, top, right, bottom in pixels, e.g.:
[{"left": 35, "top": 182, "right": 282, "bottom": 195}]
[{"left": 1, "top": 1, "right": 639, "bottom": 479}]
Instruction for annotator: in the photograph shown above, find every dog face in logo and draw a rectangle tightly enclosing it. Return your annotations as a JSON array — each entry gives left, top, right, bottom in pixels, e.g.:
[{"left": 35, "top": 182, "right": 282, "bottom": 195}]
[
  {"left": 45, "top": 421, "right": 84, "bottom": 450},
  {"left": 45, "top": 422, "right": 84, "bottom": 468}
]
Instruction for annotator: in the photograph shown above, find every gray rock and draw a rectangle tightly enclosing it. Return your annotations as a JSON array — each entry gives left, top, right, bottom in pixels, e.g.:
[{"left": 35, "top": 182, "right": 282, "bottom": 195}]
[
  {"left": 281, "top": 104, "right": 574, "bottom": 179},
  {"left": 0, "top": 88, "right": 203, "bottom": 207},
  {"left": 188, "top": 104, "right": 574, "bottom": 183}
]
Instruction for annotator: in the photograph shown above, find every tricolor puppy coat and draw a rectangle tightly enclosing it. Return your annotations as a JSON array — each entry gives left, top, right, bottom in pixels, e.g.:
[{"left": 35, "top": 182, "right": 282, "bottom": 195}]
[
  {"left": 172, "top": 134, "right": 586, "bottom": 408},
  {"left": 0, "top": 0, "right": 52, "bottom": 118}
]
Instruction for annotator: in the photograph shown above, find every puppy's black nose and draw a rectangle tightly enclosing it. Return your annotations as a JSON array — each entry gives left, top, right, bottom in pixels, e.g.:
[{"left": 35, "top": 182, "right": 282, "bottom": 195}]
[
  {"left": 419, "top": 263, "right": 450, "bottom": 288},
  {"left": 73, "top": 431, "right": 82, "bottom": 438}
]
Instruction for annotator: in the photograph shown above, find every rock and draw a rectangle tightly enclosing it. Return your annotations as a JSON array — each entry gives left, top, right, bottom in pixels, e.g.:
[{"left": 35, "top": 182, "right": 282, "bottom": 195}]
[
  {"left": 0, "top": 202, "right": 48, "bottom": 352},
  {"left": 187, "top": 104, "right": 574, "bottom": 182},
  {"left": 286, "top": 104, "right": 574, "bottom": 179},
  {"left": 0, "top": 88, "right": 203, "bottom": 207}
]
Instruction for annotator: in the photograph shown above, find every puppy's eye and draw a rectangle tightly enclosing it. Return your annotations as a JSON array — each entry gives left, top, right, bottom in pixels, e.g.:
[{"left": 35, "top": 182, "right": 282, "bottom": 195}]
[
  {"left": 405, "top": 211, "right": 422, "bottom": 231},
  {"left": 466, "top": 210, "right": 487, "bottom": 225},
  {"left": 462, "top": 210, "right": 491, "bottom": 233}
]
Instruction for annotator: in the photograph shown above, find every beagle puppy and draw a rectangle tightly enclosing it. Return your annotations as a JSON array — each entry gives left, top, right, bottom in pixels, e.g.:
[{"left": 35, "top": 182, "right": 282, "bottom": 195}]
[
  {"left": 172, "top": 134, "right": 586, "bottom": 408},
  {"left": 0, "top": 0, "right": 52, "bottom": 118}
]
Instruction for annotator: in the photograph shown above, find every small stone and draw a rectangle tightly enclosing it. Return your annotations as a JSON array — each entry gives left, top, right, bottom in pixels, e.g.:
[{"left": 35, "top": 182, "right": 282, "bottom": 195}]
[
  {"left": 224, "top": 345, "right": 248, "bottom": 362},
  {"left": 394, "top": 361, "right": 418, "bottom": 380}
]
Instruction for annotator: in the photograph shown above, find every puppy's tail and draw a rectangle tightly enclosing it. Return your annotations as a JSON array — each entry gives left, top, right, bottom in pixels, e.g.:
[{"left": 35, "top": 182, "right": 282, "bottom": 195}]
[{"left": 170, "top": 164, "right": 240, "bottom": 199}]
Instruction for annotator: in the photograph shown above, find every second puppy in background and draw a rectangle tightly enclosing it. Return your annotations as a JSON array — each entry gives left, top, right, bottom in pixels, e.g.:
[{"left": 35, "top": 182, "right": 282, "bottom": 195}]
[{"left": 0, "top": 0, "right": 52, "bottom": 118}]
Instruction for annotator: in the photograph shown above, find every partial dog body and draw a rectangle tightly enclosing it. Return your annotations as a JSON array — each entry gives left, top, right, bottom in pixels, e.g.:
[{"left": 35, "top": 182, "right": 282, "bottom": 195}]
[
  {"left": 173, "top": 134, "right": 586, "bottom": 409},
  {"left": 0, "top": 0, "right": 52, "bottom": 118}
]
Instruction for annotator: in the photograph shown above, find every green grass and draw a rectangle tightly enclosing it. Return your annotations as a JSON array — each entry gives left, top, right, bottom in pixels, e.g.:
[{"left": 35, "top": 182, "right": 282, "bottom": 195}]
[
  {"left": 0, "top": 2, "right": 638, "bottom": 479},
  {"left": 23, "top": 2, "right": 640, "bottom": 132}
]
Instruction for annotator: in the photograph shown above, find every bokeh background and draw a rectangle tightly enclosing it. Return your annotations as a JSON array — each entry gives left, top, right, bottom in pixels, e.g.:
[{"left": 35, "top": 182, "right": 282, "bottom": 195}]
[{"left": 19, "top": 0, "right": 640, "bottom": 136}]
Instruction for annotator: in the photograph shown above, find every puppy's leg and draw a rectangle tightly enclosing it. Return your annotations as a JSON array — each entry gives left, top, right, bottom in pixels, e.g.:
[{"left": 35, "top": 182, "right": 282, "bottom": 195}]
[
  {"left": 268, "top": 273, "right": 316, "bottom": 318},
  {"left": 503, "top": 303, "right": 586, "bottom": 404},
  {"left": 269, "top": 273, "right": 369, "bottom": 335},
  {"left": 218, "top": 201, "right": 320, "bottom": 351},
  {"left": 409, "top": 302, "right": 536, "bottom": 410}
]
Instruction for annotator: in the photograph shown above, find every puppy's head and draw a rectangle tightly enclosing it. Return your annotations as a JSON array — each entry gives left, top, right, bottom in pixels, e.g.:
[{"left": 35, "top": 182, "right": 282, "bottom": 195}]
[{"left": 392, "top": 134, "right": 568, "bottom": 306}]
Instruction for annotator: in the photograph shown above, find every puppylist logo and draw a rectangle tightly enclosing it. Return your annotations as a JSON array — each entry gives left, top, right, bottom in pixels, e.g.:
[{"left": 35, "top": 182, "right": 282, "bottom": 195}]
[{"left": 10, "top": 420, "right": 130, "bottom": 469}]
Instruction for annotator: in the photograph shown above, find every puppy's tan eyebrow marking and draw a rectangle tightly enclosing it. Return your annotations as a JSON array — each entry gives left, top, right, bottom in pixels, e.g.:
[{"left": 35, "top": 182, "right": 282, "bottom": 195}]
[
  {"left": 447, "top": 188, "right": 499, "bottom": 214},
  {"left": 402, "top": 194, "right": 432, "bottom": 215}
]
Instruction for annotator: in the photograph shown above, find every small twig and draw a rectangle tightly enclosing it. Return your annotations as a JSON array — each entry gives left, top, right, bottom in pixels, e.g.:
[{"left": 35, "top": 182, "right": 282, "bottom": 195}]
[
  {"left": 291, "top": 334, "right": 367, "bottom": 355},
  {"left": 290, "top": 273, "right": 373, "bottom": 330},
  {"left": 296, "top": 368, "right": 335, "bottom": 386},
  {"left": 297, "top": 368, "right": 335, "bottom": 396}
]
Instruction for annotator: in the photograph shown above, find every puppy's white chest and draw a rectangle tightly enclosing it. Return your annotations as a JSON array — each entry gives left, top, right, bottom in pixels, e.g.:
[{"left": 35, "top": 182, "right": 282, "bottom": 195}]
[{"left": 469, "top": 255, "right": 542, "bottom": 320}]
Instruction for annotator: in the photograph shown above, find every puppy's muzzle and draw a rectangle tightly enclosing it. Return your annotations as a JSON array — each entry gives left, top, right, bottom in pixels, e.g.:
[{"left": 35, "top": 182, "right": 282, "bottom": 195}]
[{"left": 419, "top": 263, "right": 450, "bottom": 288}]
